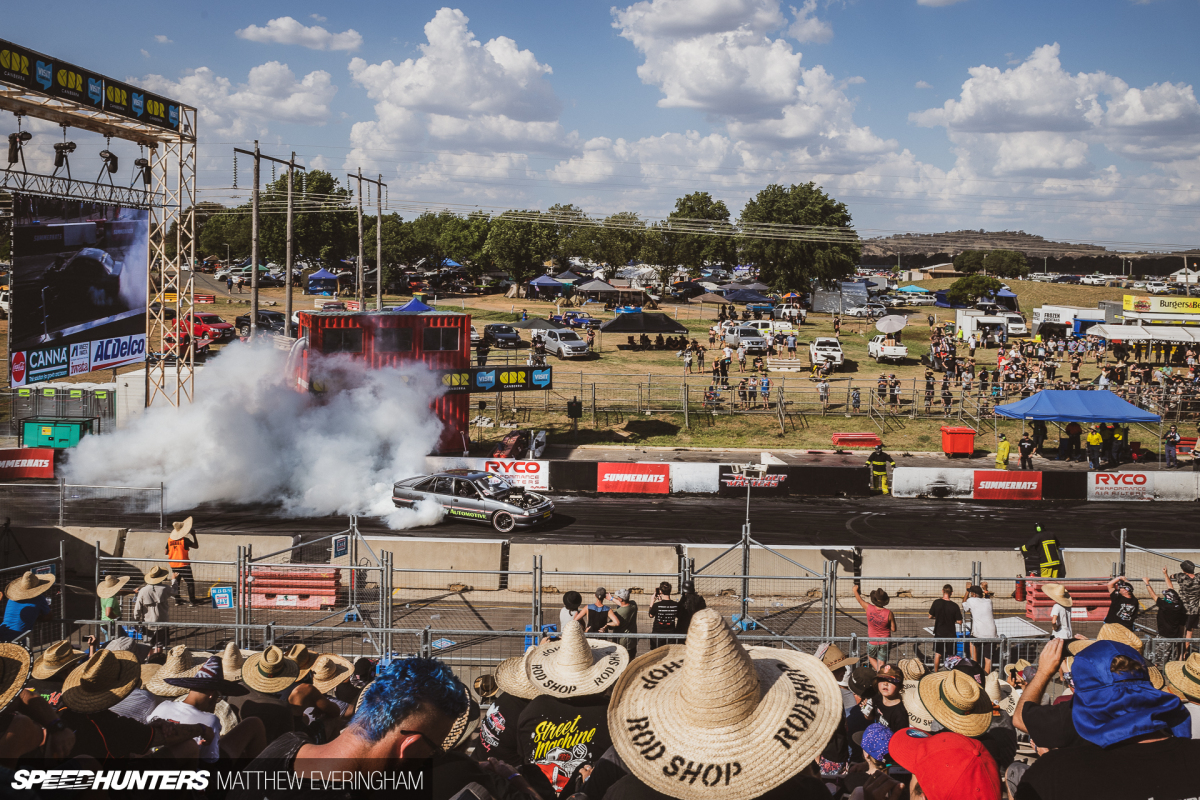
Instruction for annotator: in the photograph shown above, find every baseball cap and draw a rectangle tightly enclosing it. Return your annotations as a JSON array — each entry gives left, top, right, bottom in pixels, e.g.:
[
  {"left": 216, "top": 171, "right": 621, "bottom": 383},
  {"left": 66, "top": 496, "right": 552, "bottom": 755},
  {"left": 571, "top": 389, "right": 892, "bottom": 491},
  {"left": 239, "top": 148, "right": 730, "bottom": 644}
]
[
  {"left": 848, "top": 666, "right": 877, "bottom": 697},
  {"left": 613, "top": 589, "right": 631, "bottom": 601},
  {"left": 889, "top": 729, "right": 1001, "bottom": 800},
  {"left": 852, "top": 723, "right": 894, "bottom": 762}
]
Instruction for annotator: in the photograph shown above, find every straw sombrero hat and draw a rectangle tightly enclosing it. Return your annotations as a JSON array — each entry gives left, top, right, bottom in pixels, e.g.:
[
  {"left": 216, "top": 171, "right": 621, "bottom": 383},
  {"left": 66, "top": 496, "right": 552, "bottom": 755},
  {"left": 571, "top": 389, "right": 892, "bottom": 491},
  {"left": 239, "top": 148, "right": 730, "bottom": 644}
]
[
  {"left": 242, "top": 646, "right": 299, "bottom": 694},
  {"left": 144, "top": 566, "right": 170, "bottom": 586},
  {"left": 285, "top": 644, "right": 318, "bottom": 678},
  {"left": 95, "top": 575, "right": 131, "bottom": 599},
  {"left": 1002, "top": 659, "right": 1031, "bottom": 679},
  {"left": 1147, "top": 665, "right": 1165, "bottom": 691},
  {"left": 917, "top": 670, "right": 993, "bottom": 737},
  {"left": 220, "top": 642, "right": 251, "bottom": 682},
  {"left": 0, "top": 644, "right": 31, "bottom": 714},
  {"left": 162, "top": 655, "right": 248, "bottom": 697},
  {"left": 1041, "top": 583, "right": 1072, "bottom": 608},
  {"left": 984, "top": 671, "right": 1003, "bottom": 705},
  {"left": 1067, "top": 638, "right": 1093, "bottom": 655},
  {"left": 311, "top": 653, "right": 354, "bottom": 695},
  {"left": 901, "top": 678, "right": 938, "bottom": 731},
  {"left": 215, "top": 699, "right": 238, "bottom": 735},
  {"left": 145, "top": 645, "right": 203, "bottom": 697},
  {"left": 608, "top": 610, "right": 841, "bottom": 800},
  {"left": 169, "top": 517, "right": 193, "bottom": 541},
  {"left": 898, "top": 658, "right": 926, "bottom": 681},
  {"left": 473, "top": 674, "right": 499, "bottom": 700},
  {"left": 524, "top": 617, "right": 628, "bottom": 698},
  {"left": 1165, "top": 653, "right": 1200, "bottom": 702},
  {"left": 5, "top": 571, "right": 55, "bottom": 601},
  {"left": 494, "top": 646, "right": 540, "bottom": 700},
  {"left": 817, "top": 642, "right": 859, "bottom": 673},
  {"left": 61, "top": 650, "right": 140, "bottom": 713},
  {"left": 31, "top": 640, "right": 85, "bottom": 681},
  {"left": 442, "top": 685, "right": 481, "bottom": 752},
  {"left": 1095, "top": 623, "right": 1144, "bottom": 654},
  {"left": 141, "top": 663, "right": 161, "bottom": 685}
]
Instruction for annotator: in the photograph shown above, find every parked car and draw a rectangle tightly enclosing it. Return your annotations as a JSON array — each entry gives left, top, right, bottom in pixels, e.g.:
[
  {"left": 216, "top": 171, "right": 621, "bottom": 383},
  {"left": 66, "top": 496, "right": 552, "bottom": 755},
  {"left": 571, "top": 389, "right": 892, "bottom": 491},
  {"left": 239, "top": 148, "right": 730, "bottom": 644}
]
[
  {"left": 1081, "top": 274, "right": 1108, "bottom": 286},
  {"left": 470, "top": 326, "right": 482, "bottom": 345},
  {"left": 809, "top": 337, "right": 844, "bottom": 368},
  {"left": 1146, "top": 281, "right": 1171, "bottom": 294},
  {"left": 392, "top": 470, "right": 553, "bottom": 533},
  {"left": 868, "top": 334, "right": 908, "bottom": 363},
  {"left": 723, "top": 326, "right": 769, "bottom": 353},
  {"left": 906, "top": 295, "right": 936, "bottom": 306},
  {"left": 847, "top": 303, "right": 886, "bottom": 318},
  {"left": 175, "top": 312, "right": 234, "bottom": 342},
  {"left": 1053, "top": 275, "right": 1082, "bottom": 284},
  {"left": 148, "top": 301, "right": 177, "bottom": 321},
  {"left": 483, "top": 324, "right": 522, "bottom": 348},
  {"left": 542, "top": 328, "right": 591, "bottom": 358},
  {"left": 233, "top": 310, "right": 288, "bottom": 336},
  {"left": 550, "top": 310, "right": 603, "bottom": 329}
]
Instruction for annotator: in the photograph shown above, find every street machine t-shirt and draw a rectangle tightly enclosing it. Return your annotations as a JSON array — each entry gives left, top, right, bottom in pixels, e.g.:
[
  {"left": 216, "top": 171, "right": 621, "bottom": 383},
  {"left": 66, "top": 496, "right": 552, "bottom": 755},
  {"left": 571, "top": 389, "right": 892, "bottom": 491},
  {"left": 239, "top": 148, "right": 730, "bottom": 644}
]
[{"left": 517, "top": 694, "right": 612, "bottom": 798}]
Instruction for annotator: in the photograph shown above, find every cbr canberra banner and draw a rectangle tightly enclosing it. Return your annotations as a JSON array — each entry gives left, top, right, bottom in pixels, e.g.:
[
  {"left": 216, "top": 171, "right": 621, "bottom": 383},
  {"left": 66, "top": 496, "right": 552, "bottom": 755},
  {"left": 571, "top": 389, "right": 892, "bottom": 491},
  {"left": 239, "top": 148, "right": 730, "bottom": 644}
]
[{"left": 8, "top": 195, "right": 148, "bottom": 387}]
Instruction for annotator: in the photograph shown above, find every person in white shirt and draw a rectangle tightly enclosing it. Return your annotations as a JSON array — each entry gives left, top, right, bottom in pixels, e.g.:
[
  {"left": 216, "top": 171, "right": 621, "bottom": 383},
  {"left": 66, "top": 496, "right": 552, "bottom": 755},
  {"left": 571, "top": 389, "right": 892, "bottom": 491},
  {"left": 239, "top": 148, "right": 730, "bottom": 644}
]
[
  {"left": 1042, "top": 582, "right": 1074, "bottom": 640},
  {"left": 148, "top": 654, "right": 265, "bottom": 762},
  {"left": 962, "top": 583, "right": 998, "bottom": 673}
]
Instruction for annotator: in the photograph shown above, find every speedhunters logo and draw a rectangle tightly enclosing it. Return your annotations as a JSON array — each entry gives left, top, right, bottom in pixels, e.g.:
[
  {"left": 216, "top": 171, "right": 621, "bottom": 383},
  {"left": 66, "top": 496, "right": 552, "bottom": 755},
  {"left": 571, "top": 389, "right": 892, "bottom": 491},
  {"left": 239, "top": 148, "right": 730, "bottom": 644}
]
[{"left": 12, "top": 769, "right": 210, "bottom": 791}]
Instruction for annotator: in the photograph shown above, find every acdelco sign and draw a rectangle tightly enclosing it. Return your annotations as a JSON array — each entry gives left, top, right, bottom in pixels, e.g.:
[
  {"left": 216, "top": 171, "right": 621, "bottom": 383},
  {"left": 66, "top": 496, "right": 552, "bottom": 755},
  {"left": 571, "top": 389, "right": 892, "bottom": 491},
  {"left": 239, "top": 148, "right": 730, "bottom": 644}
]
[
  {"left": 597, "top": 462, "right": 670, "bottom": 494},
  {"left": 1089, "top": 471, "right": 1154, "bottom": 502},
  {"left": 483, "top": 459, "right": 548, "bottom": 490},
  {"left": 972, "top": 470, "right": 1042, "bottom": 500}
]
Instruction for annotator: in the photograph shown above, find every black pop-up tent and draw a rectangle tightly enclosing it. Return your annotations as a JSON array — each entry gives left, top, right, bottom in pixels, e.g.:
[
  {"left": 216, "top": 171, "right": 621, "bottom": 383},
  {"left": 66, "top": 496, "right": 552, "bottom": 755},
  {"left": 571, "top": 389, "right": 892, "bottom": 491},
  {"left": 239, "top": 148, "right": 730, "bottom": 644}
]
[{"left": 599, "top": 311, "right": 688, "bottom": 334}]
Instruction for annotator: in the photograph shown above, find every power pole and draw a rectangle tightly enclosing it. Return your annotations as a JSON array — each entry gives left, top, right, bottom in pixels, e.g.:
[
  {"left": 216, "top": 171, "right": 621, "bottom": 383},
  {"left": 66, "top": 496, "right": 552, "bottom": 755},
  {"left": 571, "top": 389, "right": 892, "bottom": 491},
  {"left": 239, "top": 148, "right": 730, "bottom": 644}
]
[
  {"left": 234, "top": 144, "right": 307, "bottom": 337},
  {"left": 349, "top": 170, "right": 388, "bottom": 310},
  {"left": 356, "top": 167, "right": 365, "bottom": 309}
]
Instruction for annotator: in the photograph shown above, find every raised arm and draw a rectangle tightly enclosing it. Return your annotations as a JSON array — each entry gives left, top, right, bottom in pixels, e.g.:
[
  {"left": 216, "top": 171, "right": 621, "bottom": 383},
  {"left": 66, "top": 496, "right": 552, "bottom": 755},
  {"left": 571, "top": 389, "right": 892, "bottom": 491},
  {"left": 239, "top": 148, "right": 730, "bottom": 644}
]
[
  {"left": 1106, "top": 575, "right": 1123, "bottom": 593},
  {"left": 1163, "top": 567, "right": 1175, "bottom": 591},
  {"left": 1015, "top": 638, "right": 1064, "bottom": 735},
  {"left": 852, "top": 584, "right": 870, "bottom": 612}
]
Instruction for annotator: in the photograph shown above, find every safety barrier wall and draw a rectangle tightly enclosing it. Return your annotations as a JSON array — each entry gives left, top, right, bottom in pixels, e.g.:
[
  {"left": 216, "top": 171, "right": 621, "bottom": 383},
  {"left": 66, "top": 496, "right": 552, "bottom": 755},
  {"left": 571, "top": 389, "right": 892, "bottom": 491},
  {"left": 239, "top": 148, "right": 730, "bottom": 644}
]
[{"left": 892, "top": 466, "right": 1200, "bottom": 501}]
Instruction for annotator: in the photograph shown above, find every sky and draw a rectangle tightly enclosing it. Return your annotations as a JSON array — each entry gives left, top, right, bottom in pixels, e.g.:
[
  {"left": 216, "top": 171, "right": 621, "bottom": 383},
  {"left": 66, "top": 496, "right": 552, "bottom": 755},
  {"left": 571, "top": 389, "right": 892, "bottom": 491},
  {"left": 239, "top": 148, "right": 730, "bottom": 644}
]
[{"left": 6, "top": 0, "right": 1200, "bottom": 250}]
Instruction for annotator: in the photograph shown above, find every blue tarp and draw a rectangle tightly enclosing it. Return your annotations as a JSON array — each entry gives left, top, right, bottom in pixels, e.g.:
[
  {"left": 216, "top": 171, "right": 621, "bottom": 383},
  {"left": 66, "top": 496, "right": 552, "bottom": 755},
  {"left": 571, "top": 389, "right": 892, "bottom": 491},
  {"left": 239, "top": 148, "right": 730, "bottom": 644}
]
[
  {"left": 994, "top": 390, "right": 1160, "bottom": 423},
  {"left": 307, "top": 268, "right": 339, "bottom": 294},
  {"left": 896, "top": 285, "right": 931, "bottom": 293},
  {"left": 934, "top": 289, "right": 1018, "bottom": 309},
  {"left": 309, "top": 268, "right": 337, "bottom": 279},
  {"left": 723, "top": 289, "right": 774, "bottom": 304},
  {"left": 395, "top": 298, "right": 432, "bottom": 313}
]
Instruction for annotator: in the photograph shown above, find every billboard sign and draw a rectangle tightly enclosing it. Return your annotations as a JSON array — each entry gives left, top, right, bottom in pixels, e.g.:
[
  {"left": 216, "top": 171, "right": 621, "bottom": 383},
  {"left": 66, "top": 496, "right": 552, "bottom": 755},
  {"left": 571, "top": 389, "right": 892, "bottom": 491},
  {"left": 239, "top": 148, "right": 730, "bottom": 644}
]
[
  {"left": 1123, "top": 295, "right": 1200, "bottom": 314},
  {"left": 1088, "top": 471, "right": 1154, "bottom": 501},
  {"left": 482, "top": 459, "right": 550, "bottom": 490},
  {"left": 972, "top": 471, "right": 1042, "bottom": 500},
  {"left": 0, "top": 448, "right": 55, "bottom": 480},
  {"left": 0, "top": 38, "right": 183, "bottom": 130},
  {"left": 597, "top": 462, "right": 670, "bottom": 494},
  {"left": 717, "top": 466, "right": 790, "bottom": 496},
  {"left": 439, "top": 366, "right": 554, "bottom": 393},
  {"left": 7, "top": 196, "right": 149, "bottom": 386}
]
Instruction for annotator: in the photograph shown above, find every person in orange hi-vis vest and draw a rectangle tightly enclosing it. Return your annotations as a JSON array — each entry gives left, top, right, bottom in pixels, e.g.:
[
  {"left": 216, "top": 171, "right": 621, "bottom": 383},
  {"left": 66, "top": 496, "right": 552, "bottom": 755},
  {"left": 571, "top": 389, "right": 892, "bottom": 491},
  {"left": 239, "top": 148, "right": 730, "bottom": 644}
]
[{"left": 165, "top": 516, "right": 201, "bottom": 606}]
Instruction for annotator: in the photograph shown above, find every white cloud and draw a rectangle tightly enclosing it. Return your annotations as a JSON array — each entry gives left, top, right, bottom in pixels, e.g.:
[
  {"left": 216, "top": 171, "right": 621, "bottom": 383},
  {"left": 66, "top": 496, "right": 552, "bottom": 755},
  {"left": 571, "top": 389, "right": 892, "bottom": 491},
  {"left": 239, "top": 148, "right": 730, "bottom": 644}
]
[
  {"left": 140, "top": 49, "right": 150, "bottom": 58},
  {"left": 345, "top": 8, "right": 571, "bottom": 172},
  {"left": 915, "top": 80, "right": 932, "bottom": 89},
  {"left": 310, "top": 14, "right": 328, "bottom": 23},
  {"left": 155, "top": 35, "right": 173, "bottom": 44},
  {"left": 787, "top": 0, "right": 833, "bottom": 43},
  {"left": 237, "top": 16, "right": 363, "bottom": 51},
  {"left": 139, "top": 61, "right": 337, "bottom": 139}
]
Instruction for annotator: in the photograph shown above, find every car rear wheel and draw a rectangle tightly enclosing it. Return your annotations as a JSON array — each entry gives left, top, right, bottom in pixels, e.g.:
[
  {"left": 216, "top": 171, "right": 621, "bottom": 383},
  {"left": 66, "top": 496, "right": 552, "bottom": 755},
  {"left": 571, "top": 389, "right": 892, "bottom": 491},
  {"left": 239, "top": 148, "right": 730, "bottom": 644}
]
[
  {"left": 492, "top": 511, "right": 516, "bottom": 533},
  {"left": 239, "top": 324, "right": 251, "bottom": 336}
]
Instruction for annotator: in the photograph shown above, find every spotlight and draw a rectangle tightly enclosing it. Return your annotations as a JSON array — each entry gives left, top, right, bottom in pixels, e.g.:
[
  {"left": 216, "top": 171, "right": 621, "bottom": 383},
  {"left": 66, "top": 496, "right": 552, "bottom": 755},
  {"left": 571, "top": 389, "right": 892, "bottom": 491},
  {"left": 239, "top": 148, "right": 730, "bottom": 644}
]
[
  {"left": 7, "top": 131, "right": 30, "bottom": 165},
  {"left": 99, "top": 149, "right": 118, "bottom": 173},
  {"left": 52, "top": 140, "right": 76, "bottom": 169},
  {"left": 134, "top": 157, "right": 151, "bottom": 187}
]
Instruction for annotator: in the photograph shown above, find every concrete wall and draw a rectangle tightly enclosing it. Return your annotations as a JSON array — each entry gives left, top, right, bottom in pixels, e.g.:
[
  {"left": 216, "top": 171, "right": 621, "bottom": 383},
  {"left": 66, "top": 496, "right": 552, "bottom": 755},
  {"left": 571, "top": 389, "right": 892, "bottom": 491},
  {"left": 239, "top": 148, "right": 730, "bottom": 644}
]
[
  {"left": 685, "top": 544, "right": 827, "bottom": 595},
  {"left": 10, "top": 526, "right": 126, "bottom": 575},
  {"left": 669, "top": 463, "right": 720, "bottom": 493},
  {"left": 363, "top": 536, "right": 506, "bottom": 591},
  {"left": 120, "top": 530, "right": 294, "bottom": 584},
  {"left": 861, "top": 549, "right": 1022, "bottom": 581},
  {"left": 510, "top": 543, "right": 679, "bottom": 595}
]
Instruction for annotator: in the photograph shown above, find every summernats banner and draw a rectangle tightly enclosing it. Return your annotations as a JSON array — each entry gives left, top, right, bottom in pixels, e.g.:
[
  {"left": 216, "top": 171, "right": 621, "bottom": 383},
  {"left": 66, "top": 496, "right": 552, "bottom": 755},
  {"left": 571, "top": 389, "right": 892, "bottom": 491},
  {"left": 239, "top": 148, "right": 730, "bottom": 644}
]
[
  {"left": 972, "top": 470, "right": 1043, "bottom": 500},
  {"left": 0, "top": 448, "right": 55, "bottom": 480},
  {"left": 597, "top": 462, "right": 670, "bottom": 494}
]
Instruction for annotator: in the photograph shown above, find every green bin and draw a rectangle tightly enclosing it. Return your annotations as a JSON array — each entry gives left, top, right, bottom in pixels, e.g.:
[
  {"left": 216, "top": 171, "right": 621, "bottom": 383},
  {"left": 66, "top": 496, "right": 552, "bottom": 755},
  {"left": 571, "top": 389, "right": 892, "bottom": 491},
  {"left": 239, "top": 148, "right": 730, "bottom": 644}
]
[{"left": 19, "top": 417, "right": 97, "bottom": 449}]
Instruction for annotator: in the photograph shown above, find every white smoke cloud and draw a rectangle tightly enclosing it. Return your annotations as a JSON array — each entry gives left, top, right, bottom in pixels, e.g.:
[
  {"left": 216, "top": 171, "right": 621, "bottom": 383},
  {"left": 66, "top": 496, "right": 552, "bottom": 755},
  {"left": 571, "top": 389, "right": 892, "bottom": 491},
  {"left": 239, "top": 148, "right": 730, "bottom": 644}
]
[{"left": 63, "top": 344, "right": 446, "bottom": 529}]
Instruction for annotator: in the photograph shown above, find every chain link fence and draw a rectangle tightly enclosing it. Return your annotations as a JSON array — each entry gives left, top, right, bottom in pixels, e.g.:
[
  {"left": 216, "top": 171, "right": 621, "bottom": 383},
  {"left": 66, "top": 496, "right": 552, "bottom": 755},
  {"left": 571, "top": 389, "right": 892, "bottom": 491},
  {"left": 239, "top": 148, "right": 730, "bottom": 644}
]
[
  {"left": 0, "top": 551, "right": 66, "bottom": 652},
  {"left": 0, "top": 482, "right": 164, "bottom": 528}
]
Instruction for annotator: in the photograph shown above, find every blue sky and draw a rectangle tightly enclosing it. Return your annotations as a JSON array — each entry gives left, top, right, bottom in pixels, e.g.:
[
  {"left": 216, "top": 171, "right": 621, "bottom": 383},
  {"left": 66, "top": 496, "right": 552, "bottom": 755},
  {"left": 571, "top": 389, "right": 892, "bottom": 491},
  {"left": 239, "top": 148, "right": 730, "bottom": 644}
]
[{"left": 6, "top": 0, "right": 1200, "bottom": 248}]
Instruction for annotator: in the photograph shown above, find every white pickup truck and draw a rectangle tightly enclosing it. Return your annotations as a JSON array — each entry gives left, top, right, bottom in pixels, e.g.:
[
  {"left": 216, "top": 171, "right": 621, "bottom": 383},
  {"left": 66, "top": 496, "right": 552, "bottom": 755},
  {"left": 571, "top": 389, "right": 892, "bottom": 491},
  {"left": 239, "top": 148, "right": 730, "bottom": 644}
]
[
  {"left": 868, "top": 334, "right": 908, "bottom": 363},
  {"left": 0, "top": 290, "right": 9, "bottom": 319},
  {"left": 809, "top": 337, "right": 844, "bottom": 369}
]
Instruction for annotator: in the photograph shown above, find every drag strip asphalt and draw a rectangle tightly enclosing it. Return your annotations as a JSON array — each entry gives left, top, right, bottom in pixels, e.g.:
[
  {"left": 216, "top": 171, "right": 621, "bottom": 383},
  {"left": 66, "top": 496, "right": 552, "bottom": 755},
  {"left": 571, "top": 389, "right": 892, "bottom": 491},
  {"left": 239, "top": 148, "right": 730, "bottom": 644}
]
[{"left": 181, "top": 495, "right": 1200, "bottom": 551}]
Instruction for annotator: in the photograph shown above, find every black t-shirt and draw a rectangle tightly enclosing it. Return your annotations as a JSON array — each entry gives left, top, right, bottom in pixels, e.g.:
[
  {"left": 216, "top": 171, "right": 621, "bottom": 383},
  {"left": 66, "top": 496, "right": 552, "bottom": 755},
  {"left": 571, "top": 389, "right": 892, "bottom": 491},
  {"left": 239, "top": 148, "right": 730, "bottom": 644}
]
[
  {"left": 1154, "top": 598, "right": 1188, "bottom": 637},
  {"left": 1019, "top": 439, "right": 1035, "bottom": 455},
  {"left": 1021, "top": 696, "right": 1088, "bottom": 750},
  {"left": 479, "top": 692, "right": 530, "bottom": 766},
  {"left": 975, "top": 709, "right": 1018, "bottom": 770},
  {"left": 876, "top": 698, "right": 910, "bottom": 732},
  {"left": 649, "top": 599, "right": 679, "bottom": 633},
  {"left": 929, "top": 598, "right": 963, "bottom": 637},
  {"left": 1015, "top": 737, "right": 1200, "bottom": 800},
  {"left": 1105, "top": 591, "right": 1140, "bottom": 628},
  {"left": 226, "top": 687, "right": 295, "bottom": 744},
  {"left": 602, "top": 771, "right": 830, "bottom": 800},
  {"left": 60, "top": 708, "right": 155, "bottom": 761},
  {"left": 517, "top": 693, "right": 612, "bottom": 798},
  {"left": 676, "top": 595, "right": 707, "bottom": 636},
  {"left": 25, "top": 677, "right": 65, "bottom": 709}
]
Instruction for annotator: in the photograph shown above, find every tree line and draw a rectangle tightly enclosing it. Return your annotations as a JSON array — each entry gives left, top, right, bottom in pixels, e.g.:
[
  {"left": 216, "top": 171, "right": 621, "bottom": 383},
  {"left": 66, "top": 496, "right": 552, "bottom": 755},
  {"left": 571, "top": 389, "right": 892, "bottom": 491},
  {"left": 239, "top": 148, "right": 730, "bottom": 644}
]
[{"left": 181, "top": 172, "right": 861, "bottom": 293}]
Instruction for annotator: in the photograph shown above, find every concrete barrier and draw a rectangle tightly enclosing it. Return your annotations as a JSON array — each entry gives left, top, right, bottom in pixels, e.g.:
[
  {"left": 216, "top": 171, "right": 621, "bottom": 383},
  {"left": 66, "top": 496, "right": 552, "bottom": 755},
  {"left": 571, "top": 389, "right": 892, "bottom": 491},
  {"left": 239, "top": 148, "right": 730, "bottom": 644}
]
[
  {"left": 11, "top": 526, "right": 126, "bottom": 575},
  {"left": 509, "top": 543, "right": 679, "bottom": 594},
  {"left": 363, "top": 536, "right": 505, "bottom": 591},
  {"left": 1153, "top": 472, "right": 1199, "bottom": 501},
  {"left": 121, "top": 531, "right": 296, "bottom": 583},
  {"left": 892, "top": 468, "right": 975, "bottom": 498},
  {"left": 861, "top": 549, "right": 1022, "bottom": 582},
  {"left": 670, "top": 463, "right": 720, "bottom": 493}
]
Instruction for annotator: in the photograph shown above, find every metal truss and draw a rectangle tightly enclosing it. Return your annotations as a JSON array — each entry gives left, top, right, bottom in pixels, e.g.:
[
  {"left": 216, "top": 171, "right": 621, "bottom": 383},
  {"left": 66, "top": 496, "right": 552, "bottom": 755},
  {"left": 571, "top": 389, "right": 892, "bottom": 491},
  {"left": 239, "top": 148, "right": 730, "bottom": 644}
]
[{"left": 0, "top": 84, "right": 197, "bottom": 408}]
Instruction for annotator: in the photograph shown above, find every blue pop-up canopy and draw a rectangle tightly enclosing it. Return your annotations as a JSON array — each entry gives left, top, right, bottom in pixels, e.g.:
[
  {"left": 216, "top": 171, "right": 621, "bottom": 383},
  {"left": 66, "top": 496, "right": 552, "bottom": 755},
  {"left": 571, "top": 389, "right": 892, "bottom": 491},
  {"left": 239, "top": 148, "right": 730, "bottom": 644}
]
[
  {"left": 307, "top": 268, "right": 339, "bottom": 294},
  {"left": 723, "top": 289, "right": 774, "bottom": 304},
  {"left": 896, "top": 285, "right": 930, "bottom": 293},
  {"left": 994, "top": 390, "right": 1160, "bottom": 423},
  {"left": 395, "top": 297, "right": 432, "bottom": 313},
  {"left": 530, "top": 274, "right": 564, "bottom": 287}
]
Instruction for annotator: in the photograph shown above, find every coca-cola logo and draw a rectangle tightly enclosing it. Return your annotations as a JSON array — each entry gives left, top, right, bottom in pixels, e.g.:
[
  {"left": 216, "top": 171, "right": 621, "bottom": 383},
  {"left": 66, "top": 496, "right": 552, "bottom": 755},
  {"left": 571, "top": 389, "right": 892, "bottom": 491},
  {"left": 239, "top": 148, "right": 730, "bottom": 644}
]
[{"left": 11, "top": 352, "right": 25, "bottom": 384}]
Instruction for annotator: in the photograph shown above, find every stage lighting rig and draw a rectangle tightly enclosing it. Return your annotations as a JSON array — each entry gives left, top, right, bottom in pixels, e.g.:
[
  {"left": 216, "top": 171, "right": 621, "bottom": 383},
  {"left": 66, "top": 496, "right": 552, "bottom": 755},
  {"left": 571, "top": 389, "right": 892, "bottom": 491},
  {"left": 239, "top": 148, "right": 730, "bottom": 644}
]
[
  {"left": 133, "top": 156, "right": 151, "bottom": 187},
  {"left": 96, "top": 148, "right": 118, "bottom": 184},
  {"left": 6, "top": 130, "right": 31, "bottom": 171},
  {"left": 52, "top": 140, "right": 76, "bottom": 180}
]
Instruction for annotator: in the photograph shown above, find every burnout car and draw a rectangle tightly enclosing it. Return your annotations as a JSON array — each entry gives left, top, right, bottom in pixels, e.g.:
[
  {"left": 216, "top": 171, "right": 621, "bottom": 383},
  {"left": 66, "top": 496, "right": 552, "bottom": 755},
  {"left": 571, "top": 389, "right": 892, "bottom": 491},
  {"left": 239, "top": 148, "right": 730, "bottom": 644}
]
[
  {"left": 42, "top": 247, "right": 127, "bottom": 326},
  {"left": 392, "top": 470, "right": 554, "bottom": 533}
]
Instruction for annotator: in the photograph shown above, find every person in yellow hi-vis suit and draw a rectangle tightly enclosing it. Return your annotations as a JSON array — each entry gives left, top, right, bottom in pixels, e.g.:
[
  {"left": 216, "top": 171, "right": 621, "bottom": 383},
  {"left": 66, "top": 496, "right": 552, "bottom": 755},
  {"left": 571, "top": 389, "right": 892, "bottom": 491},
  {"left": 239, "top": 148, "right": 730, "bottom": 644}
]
[{"left": 994, "top": 433, "right": 1011, "bottom": 470}]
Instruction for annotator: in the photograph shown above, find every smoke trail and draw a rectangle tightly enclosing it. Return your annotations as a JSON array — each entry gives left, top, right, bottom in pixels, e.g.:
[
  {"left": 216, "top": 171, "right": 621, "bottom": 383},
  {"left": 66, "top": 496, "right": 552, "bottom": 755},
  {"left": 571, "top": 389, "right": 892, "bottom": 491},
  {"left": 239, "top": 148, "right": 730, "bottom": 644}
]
[{"left": 63, "top": 342, "right": 447, "bottom": 529}]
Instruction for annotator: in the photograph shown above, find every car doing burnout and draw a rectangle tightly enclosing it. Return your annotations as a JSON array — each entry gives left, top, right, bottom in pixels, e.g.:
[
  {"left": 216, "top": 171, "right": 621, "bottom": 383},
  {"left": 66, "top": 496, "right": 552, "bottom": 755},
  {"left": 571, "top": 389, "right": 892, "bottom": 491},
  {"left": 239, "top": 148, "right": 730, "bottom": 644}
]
[{"left": 392, "top": 470, "right": 554, "bottom": 533}]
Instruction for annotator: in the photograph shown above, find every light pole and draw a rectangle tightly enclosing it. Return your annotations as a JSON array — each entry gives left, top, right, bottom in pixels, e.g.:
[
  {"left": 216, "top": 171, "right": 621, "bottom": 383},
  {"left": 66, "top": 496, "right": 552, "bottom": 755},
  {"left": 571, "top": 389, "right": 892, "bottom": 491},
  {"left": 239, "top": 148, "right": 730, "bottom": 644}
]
[
  {"left": 729, "top": 462, "right": 766, "bottom": 629},
  {"left": 223, "top": 243, "right": 230, "bottom": 265}
]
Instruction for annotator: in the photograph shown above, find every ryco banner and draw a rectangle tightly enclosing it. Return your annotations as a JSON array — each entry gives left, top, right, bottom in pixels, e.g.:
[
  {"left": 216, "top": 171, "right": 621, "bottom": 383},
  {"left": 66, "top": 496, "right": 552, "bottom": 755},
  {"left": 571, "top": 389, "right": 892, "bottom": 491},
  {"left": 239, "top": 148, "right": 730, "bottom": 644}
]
[
  {"left": 1088, "top": 471, "right": 1154, "bottom": 501},
  {"left": 481, "top": 459, "right": 549, "bottom": 490},
  {"left": 597, "top": 462, "right": 670, "bottom": 494},
  {"left": 0, "top": 448, "right": 55, "bottom": 480},
  {"left": 972, "top": 470, "right": 1042, "bottom": 500}
]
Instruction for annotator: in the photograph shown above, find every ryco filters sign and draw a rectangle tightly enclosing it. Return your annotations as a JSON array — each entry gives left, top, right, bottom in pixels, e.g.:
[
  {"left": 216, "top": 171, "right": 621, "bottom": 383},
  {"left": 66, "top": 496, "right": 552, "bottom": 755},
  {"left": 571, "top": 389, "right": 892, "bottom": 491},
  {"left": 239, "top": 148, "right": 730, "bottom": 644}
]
[
  {"left": 972, "top": 470, "right": 1042, "bottom": 500},
  {"left": 1088, "top": 471, "right": 1154, "bottom": 501},
  {"left": 597, "top": 462, "right": 670, "bottom": 494},
  {"left": 482, "top": 459, "right": 549, "bottom": 490}
]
